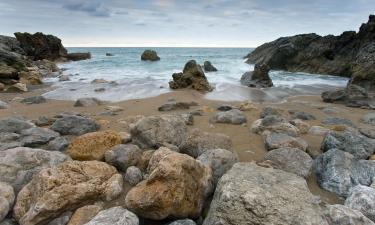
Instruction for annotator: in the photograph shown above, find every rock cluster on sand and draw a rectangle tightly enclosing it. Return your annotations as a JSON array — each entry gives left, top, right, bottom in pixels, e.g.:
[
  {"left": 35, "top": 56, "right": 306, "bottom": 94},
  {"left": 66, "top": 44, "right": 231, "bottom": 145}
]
[
  {"left": 169, "top": 60, "right": 213, "bottom": 92},
  {"left": 240, "top": 63, "right": 273, "bottom": 88},
  {"left": 141, "top": 50, "right": 160, "bottom": 61}
]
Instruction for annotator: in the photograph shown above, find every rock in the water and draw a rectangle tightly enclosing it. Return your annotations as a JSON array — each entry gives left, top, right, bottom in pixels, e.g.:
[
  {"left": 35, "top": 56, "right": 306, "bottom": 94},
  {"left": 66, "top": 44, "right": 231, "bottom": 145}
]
[
  {"left": 240, "top": 63, "right": 273, "bottom": 88},
  {"left": 125, "top": 148, "right": 213, "bottom": 220},
  {"left": 67, "top": 204, "right": 103, "bottom": 225},
  {"left": 203, "top": 61, "right": 217, "bottom": 72},
  {"left": 0, "top": 147, "right": 70, "bottom": 193},
  {"left": 83, "top": 207, "right": 138, "bottom": 225},
  {"left": 106, "top": 53, "right": 113, "bottom": 56},
  {"left": 66, "top": 53, "right": 91, "bottom": 61},
  {"left": 325, "top": 204, "right": 375, "bottom": 225},
  {"left": 264, "top": 132, "right": 308, "bottom": 151},
  {"left": 141, "top": 50, "right": 160, "bottom": 61},
  {"left": 321, "top": 131, "right": 374, "bottom": 160},
  {"left": 0, "top": 117, "right": 34, "bottom": 134},
  {"left": 124, "top": 166, "right": 143, "bottom": 186},
  {"left": 59, "top": 75, "right": 70, "bottom": 82},
  {"left": 19, "top": 127, "right": 59, "bottom": 147},
  {"left": 0, "top": 100, "right": 8, "bottom": 109},
  {"left": 168, "top": 219, "right": 196, "bottom": 225},
  {"left": 203, "top": 162, "right": 328, "bottom": 225},
  {"left": 14, "top": 161, "right": 123, "bottom": 225},
  {"left": 197, "top": 149, "right": 238, "bottom": 185},
  {"left": 180, "top": 128, "right": 233, "bottom": 158},
  {"left": 251, "top": 115, "right": 300, "bottom": 137},
  {"left": 263, "top": 147, "right": 313, "bottom": 178},
  {"left": 0, "top": 182, "right": 15, "bottom": 222},
  {"left": 345, "top": 185, "right": 375, "bottom": 222},
  {"left": 363, "top": 113, "right": 375, "bottom": 126},
  {"left": 104, "top": 144, "right": 143, "bottom": 172},
  {"left": 130, "top": 115, "right": 187, "bottom": 149},
  {"left": 51, "top": 115, "right": 100, "bottom": 135},
  {"left": 169, "top": 60, "right": 212, "bottom": 92},
  {"left": 74, "top": 98, "right": 101, "bottom": 107},
  {"left": 48, "top": 137, "right": 70, "bottom": 151},
  {"left": 158, "top": 101, "right": 198, "bottom": 111},
  {"left": 211, "top": 109, "right": 247, "bottom": 125},
  {"left": 67, "top": 130, "right": 122, "bottom": 161}
]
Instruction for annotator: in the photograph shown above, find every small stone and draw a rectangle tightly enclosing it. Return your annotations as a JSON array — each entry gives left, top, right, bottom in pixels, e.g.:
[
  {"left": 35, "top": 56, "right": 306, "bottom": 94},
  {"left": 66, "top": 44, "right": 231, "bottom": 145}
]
[
  {"left": 124, "top": 166, "right": 143, "bottom": 186},
  {"left": 238, "top": 102, "right": 257, "bottom": 111},
  {"left": 104, "top": 144, "right": 142, "bottom": 172},
  {"left": 290, "top": 119, "right": 310, "bottom": 134},
  {"left": 289, "top": 110, "right": 316, "bottom": 120}
]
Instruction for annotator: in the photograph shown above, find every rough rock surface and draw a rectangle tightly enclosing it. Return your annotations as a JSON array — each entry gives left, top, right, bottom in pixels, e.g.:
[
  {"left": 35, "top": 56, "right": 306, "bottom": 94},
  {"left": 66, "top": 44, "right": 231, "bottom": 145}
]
[
  {"left": 265, "top": 132, "right": 308, "bottom": 151},
  {"left": 67, "top": 204, "right": 103, "bottom": 225},
  {"left": 66, "top": 130, "right": 122, "bottom": 161},
  {"left": 322, "top": 85, "right": 375, "bottom": 109},
  {"left": 0, "top": 117, "right": 35, "bottom": 134},
  {"left": 203, "top": 163, "right": 328, "bottom": 225},
  {"left": 48, "top": 137, "right": 70, "bottom": 151},
  {"left": 0, "top": 147, "right": 70, "bottom": 193},
  {"left": 19, "top": 127, "right": 59, "bottom": 147},
  {"left": 169, "top": 60, "right": 212, "bottom": 92},
  {"left": 168, "top": 219, "right": 196, "bottom": 225},
  {"left": 74, "top": 98, "right": 101, "bottom": 107},
  {"left": 211, "top": 109, "right": 247, "bottom": 125},
  {"left": 363, "top": 113, "right": 375, "bottom": 125},
  {"left": 158, "top": 101, "right": 197, "bottom": 111},
  {"left": 51, "top": 115, "right": 100, "bottom": 135},
  {"left": 125, "top": 148, "right": 213, "bottom": 220},
  {"left": 20, "top": 96, "right": 46, "bottom": 104},
  {"left": 104, "top": 144, "right": 143, "bottom": 172},
  {"left": 83, "top": 207, "right": 138, "bottom": 225},
  {"left": 66, "top": 53, "right": 91, "bottom": 61},
  {"left": 124, "top": 166, "right": 143, "bottom": 186},
  {"left": 0, "top": 182, "right": 15, "bottom": 222},
  {"left": 141, "top": 50, "right": 160, "bottom": 61},
  {"left": 345, "top": 185, "right": 375, "bottom": 222},
  {"left": 240, "top": 63, "right": 273, "bottom": 88},
  {"left": 251, "top": 115, "right": 300, "bottom": 137},
  {"left": 14, "top": 161, "right": 123, "bottom": 225},
  {"left": 203, "top": 61, "right": 217, "bottom": 72},
  {"left": 322, "top": 117, "right": 356, "bottom": 128},
  {"left": 326, "top": 204, "right": 375, "bottom": 225}
]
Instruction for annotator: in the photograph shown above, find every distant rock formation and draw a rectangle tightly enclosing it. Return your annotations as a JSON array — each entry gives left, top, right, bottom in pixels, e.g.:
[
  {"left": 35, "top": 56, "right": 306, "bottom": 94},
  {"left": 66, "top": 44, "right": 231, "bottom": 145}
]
[
  {"left": 66, "top": 52, "right": 91, "bottom": 61},
  {"left": 245, "top": 15, "right": 375, "bottom": 92},
  {"left": 203, "top": 61, "right": 218, "bottom": 72},
  {"left": 240, "top": 64, "right": 273, "bottom": 88},
  {"left": 169, "top": 60, "right": 213, "bottom": 92},
  {"left": 141, "top": 50, "right": 160, "bottom": 61}
]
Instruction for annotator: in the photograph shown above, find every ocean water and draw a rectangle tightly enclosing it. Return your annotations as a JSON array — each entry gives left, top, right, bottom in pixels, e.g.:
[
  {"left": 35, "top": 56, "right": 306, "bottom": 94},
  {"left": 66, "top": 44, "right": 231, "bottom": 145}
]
[{"left": 43, "top": 47, "right": 349, "bottom": 102}]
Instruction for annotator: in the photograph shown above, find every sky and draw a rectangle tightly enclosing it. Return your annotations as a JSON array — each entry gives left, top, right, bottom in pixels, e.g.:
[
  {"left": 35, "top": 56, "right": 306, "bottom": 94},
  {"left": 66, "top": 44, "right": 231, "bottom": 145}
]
[{"left": 0, "top": 0, "right": 374, "bottom": 47}]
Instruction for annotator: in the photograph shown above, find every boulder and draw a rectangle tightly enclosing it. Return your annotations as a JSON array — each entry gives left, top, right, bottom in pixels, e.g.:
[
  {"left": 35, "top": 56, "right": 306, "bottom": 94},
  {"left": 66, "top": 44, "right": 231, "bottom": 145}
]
[
  {"left": 263, "top": 147, "right": 313, "bottom": 178},
  {"left": 82, "top": 207, "right": 138, "bottom": 225},
  {"left": 67, "top": 204, "right": 103, "bottom": 225},
  {"left": 345, "top": 185, "right": 375, "bottom": 222},
  {"left": 0, "top": 117, "right": 35, "bottom": 134},
  {"left": 18, "top": 71, "right": 43, "bottom": 85},
  {"left": 6, "top": 83, "right": 27, "bottom": 92},
  {"left": 179, "top": 128, "right": 233, "bottom": 158},
  {"left": 19, "top": 127, "right": 59, "bottom": 147},
  {"left": 66, "top": 53, "right": 91, "bottom": 61},
  {"left": 104, "top": 144, "right": 143, "bottom": 172},
  {"left": 309, "top": 126, "right": 330, "bottom": 136},
  {"left": 203, "top": 163, "right": 328, "bottom": 225},
  {"left": 14, "top": 161, "right": 123, "bottom": 225},
  {"left": 264, "top": 132, "right": 308, "bottom": 151},
  {"left": 124, "top": 166, "right": 143, "bottom": 186},
  {"left": 211, "top": 109, "right": 247, "bottom": 125},
  {"left": 130, "top": 115, "right": 187, "bottom": 149},
  {"left": 203, "top": 61, "right": 217, "bottom": 72},
  {"left": 251, "top": 115, "right": 300, "bottom": 137},
  {"left": 48, "top": 137, "right": 70, "bottom": 151},
  {"left": 66, "top": 130, "right": 122, "bottom": 161},
  {"left": 217, "top": 104, "right": 233, "bottom": 111},
  {"left": 325, "top": 204, "right": 375, "bottom": 225},
  {"left": 321, "top": 131, "right": 374, "bottom": 160},
  {"left": 20, "top": 96, "right": 46, "bottom": 104},
  {"left": 0, "top": 147, "right": 70, "bottom": 193},
  {"left": 0, "top": 64, "right": 18, "bottom": 79},
  {"left": 260, "top": 106, "right": 285, "bottom": 118},
  {"left": 0, "top": 182, "right": 15, "bottom": 222},
  {"left": 51, "top": 115, "right": 100, "bottom": 135},
  {"left": 74, "top": 98, "right": 101, "bottom": 107},
  {"left": 169, "top": 60, "right": 212, "bottom": 92},
  {"left": 240, "top": 63, "right": 273, "bottom": 88},
  {"left": 290, "top": 119, "right": 310, "bottom": 134},
  {"left": 197, "top": 149, "right": 238, "bottom": 185},
  {"left": 141, "top": 50, "right": 160, "bottom": 61},
  {"left": 106, "top": 53, "right": 113, "bottom": 56},
  {"left": 125, "top": 148, "right": 213, "bottom": 220},
  {"left": 136, "top": 150, "right": 155, "bottom": 171}
]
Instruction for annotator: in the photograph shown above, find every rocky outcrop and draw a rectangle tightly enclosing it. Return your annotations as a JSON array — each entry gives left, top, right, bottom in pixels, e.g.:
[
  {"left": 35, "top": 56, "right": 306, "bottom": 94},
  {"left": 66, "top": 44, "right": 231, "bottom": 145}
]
[
  {"left": 169, "top": 60, "right": 213, "bottom": 92},
  {"left": 141, "top": 50, "right": 160, "bottom": 61},
  {"left": 66, "top": 53, "right": 91, "bottom": 61},
  {"left": 245, "top": 15, "right": 375, "bottom": 92},
  {"left": 240, "top": 63, "right": 273, "bottom": 88},
  {"left": 203, "top": 61, "right": 217, "bottom": 72}
]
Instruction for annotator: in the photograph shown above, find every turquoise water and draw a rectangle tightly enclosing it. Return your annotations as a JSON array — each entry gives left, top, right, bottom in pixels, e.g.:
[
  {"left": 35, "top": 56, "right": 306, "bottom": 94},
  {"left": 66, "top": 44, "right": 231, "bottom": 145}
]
[{"left": 43, "top": 47, "right": 349, "bottom": 102}]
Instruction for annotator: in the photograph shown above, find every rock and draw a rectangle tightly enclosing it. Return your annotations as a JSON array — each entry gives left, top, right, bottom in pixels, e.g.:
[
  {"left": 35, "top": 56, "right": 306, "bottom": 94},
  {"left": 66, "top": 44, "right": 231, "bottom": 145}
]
[
  {"left": 14, "top": 161, "right": 123, "bottom": 225},
  {"left": 0, "top": 117, "right": 35, "bottom": 134},
  {"left": 91, "top": 79, "right": 109, "bottom": 84},
  {"left": 315, "top": 149, "right": 375, "bottom": 197},
  {"left": 203, "top": 162, "right": 328, "bottom": 225},
  {"left": 240, "top": 63, "right": 273, "bottom": 88},
  {"left": 83, "top": 207, "right": 138, "bottom": 225},
  {"left": 264, "top": 132, "right": 308, "bottom": 151},
  {"left": 104, "top": 144, "right": 143, "bottom": 172},
  {"left": 0, "top": 182, "right": 15, "bottom": 222},
  {"left": 211, "top": 109, "right": 247, "bottom": 125},
  {"left": 124, "top": 166, "right": 143, "bottom": 186},
  {"left": 321, "top": 131, "right": 374, "bottom": 160},
  {"left": 360, "top": 128, "right": 375, "bottom": 139},
  {"left": 322, "top": 117, "right": 356, "bottom": 128},
  {"left": 67, "top": 130, "right": 122, "bottom": 161},
  {"left": 180, "top": 113, "right": 194, "bottom": 125},
  {"left": 34, "top": 115, "right": 54, "bottom": 126},
  {"left": 0, "top": 132, "right": 19, "bottom": 142},
  {"left": 203, "top": 61, "right": 217, "bottom": 72},
  {"left": 345, "top": 185, "right": 375, "bottom": 222},
  {"left": 51, "top": 115, "right": 100, "bottom": 135},
  {"left": 130, "top": 115, "right": 187, "bottom": 149},
  {"left": 0, "top": 82, "right": 4, "bottom": 91},
  {"left": 136, "top": 150, "right": 155, "bottom": 171},
  {"left": 125, "top": 148, "right": 213, "bottom": 220},
  {"left": 290, "top": 119, "right": 310, "bottom": 134},
  {"left": 251, "top": 115, "right": 300, "bottom": 137},
  {"left": 59, "top": 75, "right": 70, "bottom": 82},
  {"left": 322, "top": 84, "right": 375, "bottom": 108},
  {"left": 47, "top": 211, "right": 72, "bottom": 225},
  {"left": 322, "top": 107, "right": 340, "bottom": 114},
  {"left": 263, "top": 147, "right": 313, "bottom": 178},
  {"left": 94, "top": 88, "right": 105, "bottom": 92},
  {"left": 197, "top": 149, "right": 238, "bottom": 185},
  {"left": 0, "top": 147, "right": 70, "bottom": 193},
  {"left": 217, "top": 104, "right": 233, "bottom": 111},
  {"left": 106, "top": 53, "right": 113, "bottom": 56},
  {"left": 0, "top": 100, "right": 8, "bottom": 109},
  {"left": 66, "top": 53, "right": 91, "bottom": 61},
  {"left": 141, "top": 50, "right": 160, "bottom": 61},
  {"left": 74, "top": 98, "right": 101, "bottom": 107},
  {"left": 67, "top": 204, "right": 103, "bottom": 225},
  {"left": 168, "top": 219, "right": 196, "bottom": 225},
  {"left": 0, "top": 64, "right": 18, "bottom": 79},
  {"left": 18, "top": 70, "right": 43, "bottom": 85},
  {"left": 309, "top": 126, "right": 330, "bottom": 136},
  {"left": 239, "top": 101, "right": 257, "bottom": 111},
  {"left": 363, "top": 113, "right": 375, "bottom": 125},
  {"left": 326, "top": 204, "right": 375, "bottom": 225},
  {"left": 48, "top": 137, "right": 70, "bottom": 151},
  {"left": 6, "top": 83, "right": 27, "bottom": 92},
  {"left": 0, "top": 142, "right": 22, "bottom": 151},
  {"left": 169, "top": 60, "right": 212, "bottom": 92},
  {"left": 19, "top": 127, "right": 59, "bottom": 147},
  {"left": 290, "top": 110, "right": 316, "bottom": 120},
  {"left": 260, "top": 107, "right": 285, "bottom": 118},
  {"left": 180, "top": 128, "right": 233, "bottom": 158},
  {"left": 21, "top": 96, "right": 46, "bottom": 104},
  {"left": 158, "top": 101, "right": 198, "bottom": 111}
]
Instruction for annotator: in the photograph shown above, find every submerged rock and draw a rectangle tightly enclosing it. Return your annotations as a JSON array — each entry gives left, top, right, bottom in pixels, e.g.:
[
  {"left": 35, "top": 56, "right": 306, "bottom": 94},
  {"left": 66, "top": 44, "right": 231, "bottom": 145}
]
[
  {"left": 203, "top": 61, "right": 217, "bottom": 72},
  {"left": 158, "top": 101, "right": 198, "bottom": 111},
  {"left": 240, "top": 63, "right": 273, "bottom": 88},
  {"left": 141, "top": 50, "right": 160, "bottom": 61}
]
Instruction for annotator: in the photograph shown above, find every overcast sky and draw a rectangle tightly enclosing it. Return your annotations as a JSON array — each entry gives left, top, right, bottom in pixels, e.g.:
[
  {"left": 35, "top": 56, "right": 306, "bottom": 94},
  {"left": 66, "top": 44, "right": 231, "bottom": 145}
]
[{"left": 0, "top": 0, "right": 374, "bottom": 47}]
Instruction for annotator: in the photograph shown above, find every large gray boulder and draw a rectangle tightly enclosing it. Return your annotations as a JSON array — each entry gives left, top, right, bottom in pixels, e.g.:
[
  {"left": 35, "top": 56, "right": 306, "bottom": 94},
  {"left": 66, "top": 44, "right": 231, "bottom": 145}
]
[
  {"left": 203, "top": 163, "right": 328, "bottom": 225},
  {"left": 264, "top": 132, "right": 308, "bottom": 151},
  {"left": 345, "top": 185, "right": 375, "bottom": 222},
  {"left": 104, "top": 144, "right": 143, "bottom": 172},
  {"left": 0, "top": 147, "right": 70, "bottom": 193},
  {"left": 19, "top": 127, "right": 59, "bottom": 147},
  {"left": 211, "top": 109, "right": 247, "bottom": 125},
  {"left": 83, "top": 207, "right": 139, "bottom": 225},
  {"left": 240, "top": 63, "right": 273, "bottom": 88},
  {"left": 321, "top": 131, "right": 374, "bottom": 160},
  {"left": 251, "top": 115, "right": 300, "bottom": 137},
  {"left": 141, "top": 50, "right": 160, "bottom": 61},
  {"left": 315, "top": 149, "right": 375, "bottom": 197},
  {"left": 0, "top": 117, "right": 35, "bottom": 134},
  {"left": 51, "top": 115, "right": 100, "bottom": 135},
  {"left": 325, "top": 204, "right": 375, "bottom": 225}
]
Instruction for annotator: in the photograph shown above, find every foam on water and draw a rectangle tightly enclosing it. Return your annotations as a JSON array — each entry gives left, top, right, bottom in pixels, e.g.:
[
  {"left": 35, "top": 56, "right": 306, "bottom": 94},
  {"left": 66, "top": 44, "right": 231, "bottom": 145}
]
[{"left": 43, "top": 47, "right": 349, "bottom": 102}]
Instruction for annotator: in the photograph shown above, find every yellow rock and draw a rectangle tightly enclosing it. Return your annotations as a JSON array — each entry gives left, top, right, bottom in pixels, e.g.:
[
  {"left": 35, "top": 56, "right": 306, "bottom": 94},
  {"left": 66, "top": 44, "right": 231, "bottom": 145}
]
[
  {"left": 67, "top": 203, "right": 104, "bottom": 225},
  {"left": 370, "top": 155, "right": 375, "bottom": 160},
  {"left": 19, "top": 71, "right": 43, "bottom": 85}
]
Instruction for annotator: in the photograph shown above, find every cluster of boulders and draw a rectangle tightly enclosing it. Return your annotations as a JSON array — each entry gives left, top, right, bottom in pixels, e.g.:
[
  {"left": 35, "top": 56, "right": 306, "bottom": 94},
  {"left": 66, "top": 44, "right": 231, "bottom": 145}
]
[{"left": 0, "top": 32, "right": 90, "bottom": 92}]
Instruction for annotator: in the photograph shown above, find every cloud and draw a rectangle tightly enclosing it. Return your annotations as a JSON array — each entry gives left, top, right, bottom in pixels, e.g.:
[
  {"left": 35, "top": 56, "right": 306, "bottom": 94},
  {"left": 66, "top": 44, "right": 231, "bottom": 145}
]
[{"left": 63, "top": 0, "right": 111, "bottom": 17}]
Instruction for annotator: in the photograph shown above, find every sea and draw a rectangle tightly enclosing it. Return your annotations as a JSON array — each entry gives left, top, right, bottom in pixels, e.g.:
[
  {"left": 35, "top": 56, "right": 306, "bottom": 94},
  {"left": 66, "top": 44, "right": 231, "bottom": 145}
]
[{"left": 43, "top": 47, "right": 349, "bottom": 103}]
